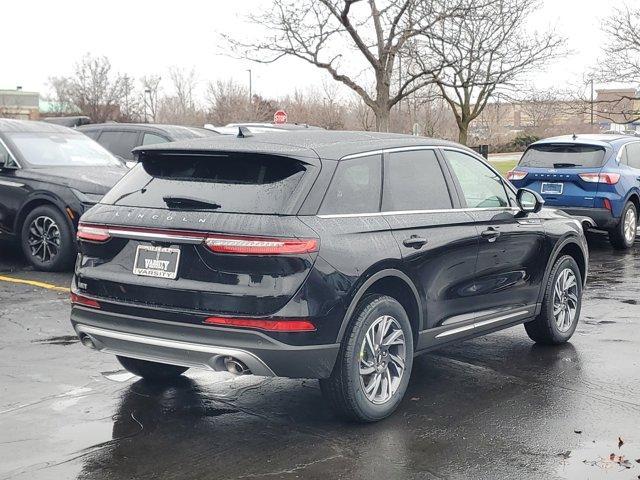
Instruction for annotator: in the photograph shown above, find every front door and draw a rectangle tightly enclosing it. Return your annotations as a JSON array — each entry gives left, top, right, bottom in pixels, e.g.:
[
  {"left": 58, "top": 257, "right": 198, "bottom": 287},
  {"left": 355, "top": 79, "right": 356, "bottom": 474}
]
[{"left": 442, "top": 148, "right": 547, "bottom": 328}]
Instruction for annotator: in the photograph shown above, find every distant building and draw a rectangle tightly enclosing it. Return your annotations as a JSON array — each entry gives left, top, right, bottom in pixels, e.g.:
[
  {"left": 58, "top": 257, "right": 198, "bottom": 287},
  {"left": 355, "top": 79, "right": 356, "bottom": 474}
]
[
  {"left": 0, "top": 88, "right": 40, "bottom": 120},
  {"left": 594, "top": 86, "right": 640, "bottom": 130}
]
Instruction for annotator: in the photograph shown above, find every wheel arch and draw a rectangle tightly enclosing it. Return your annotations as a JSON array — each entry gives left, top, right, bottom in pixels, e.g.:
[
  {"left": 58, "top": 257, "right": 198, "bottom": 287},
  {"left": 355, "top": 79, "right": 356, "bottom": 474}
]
[
  {"left": 539, "top": 235, "right": 587, "bottom": 304},
  {"left": 336, "top": 269, "right": 423, "bottom": 344},
  {"left": 14, "top": 195, "right": 73, "bottom": 239}
]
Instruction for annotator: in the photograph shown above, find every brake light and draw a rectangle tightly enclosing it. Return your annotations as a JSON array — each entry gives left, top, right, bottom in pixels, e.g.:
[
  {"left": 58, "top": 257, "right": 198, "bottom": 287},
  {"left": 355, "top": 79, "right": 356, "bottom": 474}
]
[
  {"left": 70, "top": 292, "right": 101, "bottom": 309},
  {"left": 507, "top": 170, "right": 528, "bottom": 181},
  {"left": 204, "top": 235, "right": 318, "bottom": 255},
  {"left": 77, "top": 224, "right": 111, "bottom": 242},
  {"left": 203, "top": 316, "right": 316, "bottom": 332},
  {"left": 579, "top": 173, "right": 620, "bottom": 185}
]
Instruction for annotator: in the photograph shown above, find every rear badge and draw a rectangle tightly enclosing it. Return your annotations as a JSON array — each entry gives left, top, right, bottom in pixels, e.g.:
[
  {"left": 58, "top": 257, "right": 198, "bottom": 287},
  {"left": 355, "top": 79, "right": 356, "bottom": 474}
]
[{"left": 133, "top": 245, "right": 181, "bottom": 279}]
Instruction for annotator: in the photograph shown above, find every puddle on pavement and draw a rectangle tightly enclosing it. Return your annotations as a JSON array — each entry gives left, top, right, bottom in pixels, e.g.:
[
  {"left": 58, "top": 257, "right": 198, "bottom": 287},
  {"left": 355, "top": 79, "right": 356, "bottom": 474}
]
[
  {"left": 35, "top": 335, "right": 79, "bottom": 346},
  {"left": 556, "top": 438, "right": 639, "bottom": 479}
]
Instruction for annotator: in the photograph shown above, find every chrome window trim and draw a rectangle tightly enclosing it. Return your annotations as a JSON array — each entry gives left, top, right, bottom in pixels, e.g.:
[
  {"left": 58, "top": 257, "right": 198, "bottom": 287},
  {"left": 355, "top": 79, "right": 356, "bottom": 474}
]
[
  {"left": 0, "top": 137, "right": 21, "bottom": 169},
  {"left": 317, "top": 206, "right": 520, "bottom": 219}
]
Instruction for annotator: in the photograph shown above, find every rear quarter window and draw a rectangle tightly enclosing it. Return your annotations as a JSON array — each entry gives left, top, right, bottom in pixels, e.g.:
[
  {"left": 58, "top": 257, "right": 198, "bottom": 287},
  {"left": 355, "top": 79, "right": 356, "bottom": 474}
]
[
  {"left": 101, "top": 152, "right": 309, "bottom": 214},
  {"left": 519, "top": 144, "right": 606, "bottom": 168},
  {"left": 319, "top": 155, "right": 381, "bottom": 215}
]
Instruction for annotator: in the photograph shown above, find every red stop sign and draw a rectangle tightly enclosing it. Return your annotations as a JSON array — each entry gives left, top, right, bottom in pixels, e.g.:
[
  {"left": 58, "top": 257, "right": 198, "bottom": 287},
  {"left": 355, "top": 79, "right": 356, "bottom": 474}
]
[{"left": 273, "top": 109, "right": 287, "bottom": 124}]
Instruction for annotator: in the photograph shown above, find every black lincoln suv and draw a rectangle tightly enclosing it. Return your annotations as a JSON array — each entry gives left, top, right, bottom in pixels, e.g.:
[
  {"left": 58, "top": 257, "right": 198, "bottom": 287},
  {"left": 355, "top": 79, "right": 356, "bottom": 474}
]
[{"left": 70, "top": 130, "right": 588, "bottom": 421}]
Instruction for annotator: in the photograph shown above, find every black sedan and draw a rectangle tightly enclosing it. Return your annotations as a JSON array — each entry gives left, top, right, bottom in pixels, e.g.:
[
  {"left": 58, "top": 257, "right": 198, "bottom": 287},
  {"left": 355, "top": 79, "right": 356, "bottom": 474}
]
[{"left": 0, "top": 119, "right": 127, "bottom": 271}]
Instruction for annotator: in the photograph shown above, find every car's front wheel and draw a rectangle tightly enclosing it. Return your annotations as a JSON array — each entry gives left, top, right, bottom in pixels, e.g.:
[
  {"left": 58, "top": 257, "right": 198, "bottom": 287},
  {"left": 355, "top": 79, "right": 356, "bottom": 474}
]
[
  {"left": 609, "top": 201, "right": 637, "bottom": 249},
  {"left": 117, "top": 356, "right": 189, "bottom": 380},
  {"left": 20, "top": 205, "right": 76, "bottom": 271},
  {"left": 524, "top": 255, "right": 582, "bottom": 345},
  {"left": 320, "top": 294, "right": 413, "bottom": 422}
]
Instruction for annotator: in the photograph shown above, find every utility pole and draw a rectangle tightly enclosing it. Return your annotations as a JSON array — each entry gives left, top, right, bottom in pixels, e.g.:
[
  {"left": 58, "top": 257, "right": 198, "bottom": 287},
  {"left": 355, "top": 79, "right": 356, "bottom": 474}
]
[
  {"left": 590, "top": 78, "right": 594, "bottom": 126},
  {"left": 247, "top": 69, "right": 252, "bottom": 105}
]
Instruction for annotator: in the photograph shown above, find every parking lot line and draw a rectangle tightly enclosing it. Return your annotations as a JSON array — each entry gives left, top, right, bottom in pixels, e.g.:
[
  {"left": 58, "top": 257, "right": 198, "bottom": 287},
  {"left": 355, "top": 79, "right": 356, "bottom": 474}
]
[{"left": 0, "top": 274, "right": 69, "bottom": 292}]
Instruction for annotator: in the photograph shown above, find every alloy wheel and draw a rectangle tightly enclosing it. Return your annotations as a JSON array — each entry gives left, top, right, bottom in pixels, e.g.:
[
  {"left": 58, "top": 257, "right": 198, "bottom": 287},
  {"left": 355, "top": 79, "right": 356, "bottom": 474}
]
[
  {"left": 623, "top": 208, "right": 637, "bottom": 244},
  {"left": 552, "top": 268, "right": 578, "bottom": 333},
  {"left": 359, "top": 315, "right": 406, "bottom": 405},
  {"left": 27, "top": 215, "right": 61, "bottom": 263}
]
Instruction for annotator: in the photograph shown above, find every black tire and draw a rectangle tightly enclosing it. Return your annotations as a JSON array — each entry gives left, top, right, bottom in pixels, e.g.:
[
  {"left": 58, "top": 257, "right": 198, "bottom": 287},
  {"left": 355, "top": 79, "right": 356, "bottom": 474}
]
[
  {"left": 609, "top": 201, "right": 637, "bottom": 250},
  {"left": 525, "top": 255, "right": 582, "bottom": 345},
  {"left": 320, "top": 294, "right": 414, "bottom": 422},
  {"left": 20, "top": 205, "right": 76, "bottom": 271},
  {"left": 117, "top": 356, "right": 189, "bottom": 380}
]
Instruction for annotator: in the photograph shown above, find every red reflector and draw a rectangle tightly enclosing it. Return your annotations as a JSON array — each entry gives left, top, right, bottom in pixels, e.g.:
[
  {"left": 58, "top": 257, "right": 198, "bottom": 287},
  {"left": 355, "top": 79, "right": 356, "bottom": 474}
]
[
  {"left": 70, "top": 292, "right": 101, "bottom": 309},
  {"left": 603, "top": 198, "right": 612, "bottom": 211},
  {"left": 506, "top": 170, "right": 527, "bottom": 181},
  {"left": 203, "top": 316, "right": 316, "bottom": 332},
  {"left": 77, "top": 223, "right": 111, "bottom": 242},
  {"left": 204, "top": 235, "right": 318, "bottom": 255},
  {"left": 579, "top": 173, "right": 620, "bottom": 185}
]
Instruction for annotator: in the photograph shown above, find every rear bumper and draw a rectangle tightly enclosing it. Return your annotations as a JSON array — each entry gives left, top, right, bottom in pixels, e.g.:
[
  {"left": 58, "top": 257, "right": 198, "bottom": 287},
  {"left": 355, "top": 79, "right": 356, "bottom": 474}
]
[
  {"left": 557, "top": 207, "right": 618, "bottom": 229},
  {"left": 71, "top": 307, "right": 340, "bottom": 379}
]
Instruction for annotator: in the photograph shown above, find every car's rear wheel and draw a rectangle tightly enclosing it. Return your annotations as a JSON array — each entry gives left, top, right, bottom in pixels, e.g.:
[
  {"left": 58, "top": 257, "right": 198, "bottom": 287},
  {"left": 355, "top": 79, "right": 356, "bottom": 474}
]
[
  {"left": 320, "top": 294, "right": 413, "bottom": 422},
  {"left": 20, "top": 205, "right": 76, "bottom": 271},
  {"left": 524, "top": 255, "right": 582, "bottom": 345},
  {"left": 609, "top": 201, "right": 637, "bottom": 249},
  {"left": 117, "top": 356, "right": 189, "bottom": 380}
]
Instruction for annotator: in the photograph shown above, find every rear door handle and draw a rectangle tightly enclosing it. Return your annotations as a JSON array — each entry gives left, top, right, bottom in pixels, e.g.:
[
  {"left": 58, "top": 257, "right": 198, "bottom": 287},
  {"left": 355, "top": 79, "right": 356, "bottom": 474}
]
[
  {"left": 481, "top": 227, "right": 501, "bottom": 242},
  {"left": 403, "top": 235, "right": 428, "bottom": 249}
]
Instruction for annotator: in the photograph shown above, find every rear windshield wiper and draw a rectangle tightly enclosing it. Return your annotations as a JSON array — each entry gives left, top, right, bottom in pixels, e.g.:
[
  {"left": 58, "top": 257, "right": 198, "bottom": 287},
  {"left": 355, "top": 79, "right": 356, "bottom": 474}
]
[
  {"left": 162, "top": 196, "right": 221, "bottom": 210},
  {"left": 553, "top": 163, "right": 581, "bottom": 168}
]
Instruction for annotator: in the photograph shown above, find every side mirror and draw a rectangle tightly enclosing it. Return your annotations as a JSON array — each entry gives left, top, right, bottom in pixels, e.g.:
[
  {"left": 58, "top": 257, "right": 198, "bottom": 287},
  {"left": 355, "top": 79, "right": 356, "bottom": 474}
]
[{"left": 516, "top": 188, "right": 544, "bottom": 213}]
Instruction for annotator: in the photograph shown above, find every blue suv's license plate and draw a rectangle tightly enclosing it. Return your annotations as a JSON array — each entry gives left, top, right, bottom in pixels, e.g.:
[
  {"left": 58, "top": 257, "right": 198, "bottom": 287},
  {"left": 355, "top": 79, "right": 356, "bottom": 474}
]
[
  {"left": 541, "top": 182, "right": 563, "bottom": 195},
  {"left": 133, "top": 245, "right": 181, "bottom": 279}
]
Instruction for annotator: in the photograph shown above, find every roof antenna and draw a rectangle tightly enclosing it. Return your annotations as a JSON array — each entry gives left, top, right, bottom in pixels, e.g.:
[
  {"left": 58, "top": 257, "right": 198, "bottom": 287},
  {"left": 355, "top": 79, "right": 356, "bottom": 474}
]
[
  {"left": 572, "top": 133, "right": 577, "bottom": 140},
  {"left": 237, "top": 126, "right": 253, "bottom": 138}
]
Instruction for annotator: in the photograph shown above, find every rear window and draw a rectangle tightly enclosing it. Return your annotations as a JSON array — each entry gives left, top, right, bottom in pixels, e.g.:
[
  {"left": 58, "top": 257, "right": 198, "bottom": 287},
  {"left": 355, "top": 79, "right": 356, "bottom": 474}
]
[
  {"left": 101, "top": 152, "right": 308, "bottom": 214},
  {"left": 519, "top": 144, "right": 606, "bottom": 168}
]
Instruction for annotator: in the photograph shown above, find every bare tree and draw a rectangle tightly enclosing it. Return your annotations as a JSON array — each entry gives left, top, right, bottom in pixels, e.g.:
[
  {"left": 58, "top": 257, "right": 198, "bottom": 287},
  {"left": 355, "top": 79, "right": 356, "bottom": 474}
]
[
  {"left": 421, "top": 0, "right": 565, "bottom": 144},
  {"left": 65, "top": 54, "right": 126, "bottom": 122},
  {"left": 206, "top": 79, "right": 253, "bottom": 125},
  {"left": 45, "top": 77, "right": 77, "bottom": 116},
  {"left": 169, "top": 67, "right": 198, "bottom": 117},
  {"left": 141, "top": 75, "right": 162, "bottom": 122},
  {"left": 601, "top": 3, "right": 640, "bottom": 83},
  {"left": 224, "top": 0, "right": 468, "bottom": 132}
]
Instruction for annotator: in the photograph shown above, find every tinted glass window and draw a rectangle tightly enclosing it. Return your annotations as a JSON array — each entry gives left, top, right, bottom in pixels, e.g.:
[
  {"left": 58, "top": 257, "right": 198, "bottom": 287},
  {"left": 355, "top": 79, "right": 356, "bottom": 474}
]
[
  {"left": 320, "top": 155, "right": 381, "bottom": 214},
  {"left": 625, "top": 143, "right": 640, "bottom": 169},
  {"left": 142, "top": 133, "right": 170, "bottom": 146},
  {"left": 101, "top": 152, "right": 307, "bottom": 214},
  {"left": 445, "top": 150, "right": 509, "bottom": 208},
  {"left": 6, "top": 132, "right": 120, "bottom": 167},
  {"left": 0, "top": 140, "right": 17, "bottom": 167},
  {"left": 81, "top": 130, "right": 100, "bottom": 140},
  {"left": 383, "top": 150, "right": 451, "bottom": 211},
  {"left": 519, "top": 144, "right": 606, "bottom": 168},
  {"left": 97, "top": 131, "right": 139, "bottom": 160}
]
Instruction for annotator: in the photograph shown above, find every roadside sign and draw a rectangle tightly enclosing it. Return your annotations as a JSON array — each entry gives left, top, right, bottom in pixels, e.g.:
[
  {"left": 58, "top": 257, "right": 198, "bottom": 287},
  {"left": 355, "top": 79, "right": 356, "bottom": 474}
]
[{"left": 273, "top": 109, "right": 287, "bottom": 124}]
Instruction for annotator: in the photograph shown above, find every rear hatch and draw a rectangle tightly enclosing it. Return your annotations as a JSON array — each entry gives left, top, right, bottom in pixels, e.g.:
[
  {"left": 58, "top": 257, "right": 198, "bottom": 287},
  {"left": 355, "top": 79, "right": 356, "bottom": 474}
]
[
  {"left": 512, "top": 143, "right": 607, "bottom": 208},
  {"left": 76, "top": 149, "right": 320, "bottom": 317}
]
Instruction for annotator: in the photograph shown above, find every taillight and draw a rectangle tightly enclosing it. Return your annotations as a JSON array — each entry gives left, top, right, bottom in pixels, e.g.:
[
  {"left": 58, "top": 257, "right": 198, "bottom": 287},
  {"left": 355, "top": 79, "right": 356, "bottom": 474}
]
[
  {"left": 579, "top": 173, "right": 620, "bottom": 185},
  {"left": 203, "top": 316, "right": 316, "bottom": 332},
  {"left": 70, "top": 292, "right": 101, "bottom": 309},
  {"left": 77, "top": 223, "right": 111, "bottom": 242},
  {"left": 507, "top": 170, "right": 528, "bottom": 181},
  {"left": 204, "top": 235, "right": 318, "bottom": 255}
]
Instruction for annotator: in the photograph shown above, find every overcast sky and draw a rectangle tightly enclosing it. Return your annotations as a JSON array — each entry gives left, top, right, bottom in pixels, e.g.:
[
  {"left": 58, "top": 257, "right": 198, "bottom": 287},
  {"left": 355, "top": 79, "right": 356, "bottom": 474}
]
[{"left": 0, "top": 0, "right": 628, "bottom": 100}]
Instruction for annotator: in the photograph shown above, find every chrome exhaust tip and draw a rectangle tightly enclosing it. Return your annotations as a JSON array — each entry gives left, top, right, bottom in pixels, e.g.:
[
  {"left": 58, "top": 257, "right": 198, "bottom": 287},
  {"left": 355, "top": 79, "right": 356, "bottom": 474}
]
[
  {"left": 223, "top": 356, "right": 250, "bottom": 375},
  {"left": 79, "top": 334, "right": 96, "bottom": 349}
]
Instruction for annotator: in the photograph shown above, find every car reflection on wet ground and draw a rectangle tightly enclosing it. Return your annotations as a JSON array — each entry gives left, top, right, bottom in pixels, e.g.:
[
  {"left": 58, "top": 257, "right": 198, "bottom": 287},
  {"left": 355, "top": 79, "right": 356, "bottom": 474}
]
[{"left": 1, "top": 232, "right": 639, "bottom": 480}]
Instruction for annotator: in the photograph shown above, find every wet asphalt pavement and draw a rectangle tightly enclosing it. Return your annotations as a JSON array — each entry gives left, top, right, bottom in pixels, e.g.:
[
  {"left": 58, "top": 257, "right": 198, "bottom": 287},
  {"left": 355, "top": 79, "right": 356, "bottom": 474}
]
[{"left": 1, "top": 233, "right": 639, "bottom": 480}]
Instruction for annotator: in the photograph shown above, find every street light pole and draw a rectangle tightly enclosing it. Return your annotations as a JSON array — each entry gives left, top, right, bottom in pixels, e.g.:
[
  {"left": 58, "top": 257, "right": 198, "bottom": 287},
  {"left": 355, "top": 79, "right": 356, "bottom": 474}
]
[
  {"left": 590, "top": 78, "right": 594, "bottom": 127},
  {"left": 247, "top": 69, "right": 252, "bottom": 105}
]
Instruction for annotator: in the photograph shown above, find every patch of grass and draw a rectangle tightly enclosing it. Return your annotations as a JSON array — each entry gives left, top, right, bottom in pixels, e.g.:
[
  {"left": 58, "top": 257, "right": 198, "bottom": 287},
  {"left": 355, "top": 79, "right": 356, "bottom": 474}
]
[{"left": 489, "top": 160, "right": 517, "bottom": 178}]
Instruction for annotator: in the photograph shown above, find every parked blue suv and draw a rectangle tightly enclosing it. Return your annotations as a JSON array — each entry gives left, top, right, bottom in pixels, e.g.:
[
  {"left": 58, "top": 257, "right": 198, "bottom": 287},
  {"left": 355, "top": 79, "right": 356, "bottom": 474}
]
[{"left": 508, "top": 134, "right": 639, "bottom": 249}]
